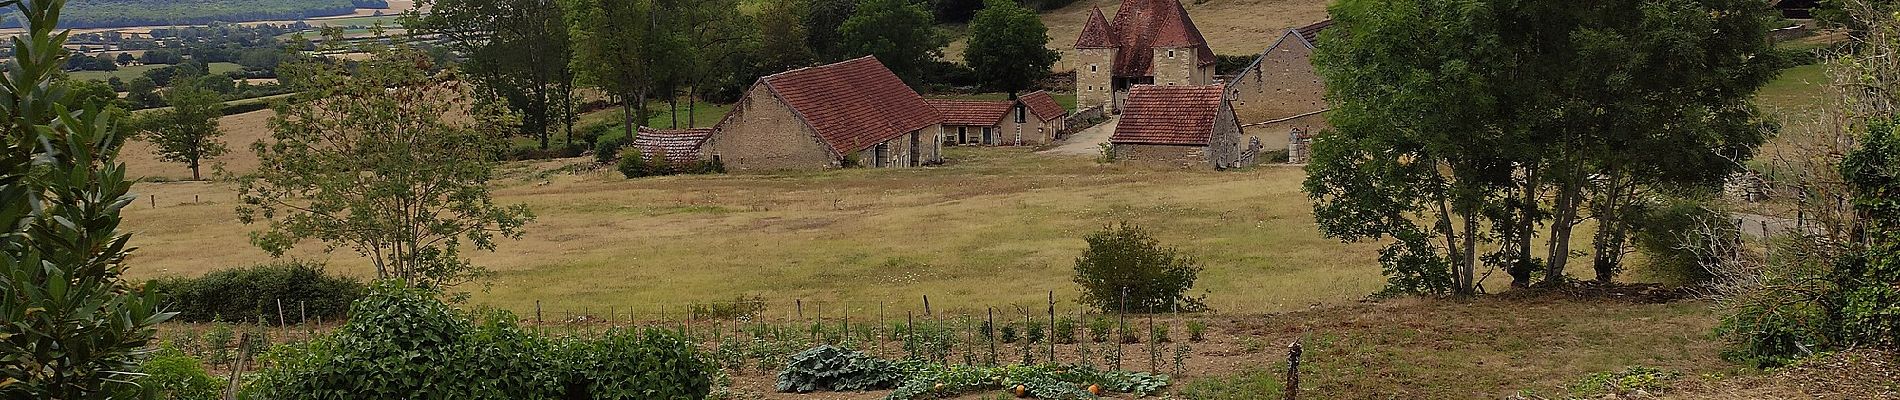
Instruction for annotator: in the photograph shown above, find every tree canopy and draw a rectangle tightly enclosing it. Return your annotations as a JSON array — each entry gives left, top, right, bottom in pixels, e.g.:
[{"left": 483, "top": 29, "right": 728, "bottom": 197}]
[
  {"left": 839, "top": 0, "right": 944, "bottom": 83},
  {"left": 964, "top": 0, "right": 1057, "bottom": 96}
]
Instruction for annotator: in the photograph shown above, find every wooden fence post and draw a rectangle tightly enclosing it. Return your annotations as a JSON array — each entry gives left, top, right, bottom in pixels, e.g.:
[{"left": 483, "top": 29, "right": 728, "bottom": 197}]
[
  {"left": 223, "top": 333, "right": 252, "bottom": 400},
  {"left": 1285, "top": 340, "right": 1303, "bottom": 400}
]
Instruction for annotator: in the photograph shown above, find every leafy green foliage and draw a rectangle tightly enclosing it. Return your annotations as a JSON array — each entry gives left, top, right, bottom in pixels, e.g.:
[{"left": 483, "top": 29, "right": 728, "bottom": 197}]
[
  {"left": 885, "top": 364, "right": 1167, "bottom": 400},
  {"left": 112, "top": 344, "right": 220, "bottom": 400},
  {"left": 1088, "top": 317, "right": 1110, "bottom": 343},
  {"left": 839, "top": 0, "right": 944, "bottom": 83},
  {"left": 963, "top": 0, "right": 1057, "bottom": 94},
  {"left": 1566, "top": 366, "right": 1680, "bottom": 397},
  {"left": 0, "top": 0, "right": 174, "bottom": 397},
  {"left": 133, "top": 78, "right": 226, "bottom": 180},
  {"left": 775, "top": 345, "right": 908, "bottom": 393},
  {"left": 148, "top": 260, "right": 364, "bottom": 324},
  {"left": 1073, "top": 223, "right": 1206, "bottom": 312},
  {"left": 238, "top": 43, "right": 533, "bottom": 289},
  {"left": 1052, "top": 317, "right": 1076, "bottom": 345},
  {"left": 405, "top": 0, "right": 573, "bottom": 151},
  {"left": 249, "top": 281, "right": 715, "bottom": 399},
  {"left": 1631, "top": 195, "right": 1737, "bottom": 286},
  {"left": 1186, "top": 320, "right": 1206, "bottom": 342}
]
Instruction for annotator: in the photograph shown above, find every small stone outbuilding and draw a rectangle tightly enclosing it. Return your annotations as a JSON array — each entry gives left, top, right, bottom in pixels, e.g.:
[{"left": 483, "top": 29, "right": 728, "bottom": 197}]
[
  {"left": 700, "top": 56, "right": 944, "bottom": 171},
  {"left": 925, "top": 90, "right": 1068, "bottom": 146},
  {"left": 1227, "top": 19, "right": 1331, "bottom": 153},
  {"left": 1110, "top": 85, "right": 1250, "bottom": 169}
]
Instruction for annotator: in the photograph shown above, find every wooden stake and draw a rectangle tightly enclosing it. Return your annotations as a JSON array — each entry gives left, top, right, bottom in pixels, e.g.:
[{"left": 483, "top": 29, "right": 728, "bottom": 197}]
[{"left": 1285, "top": 340, "right": 1303, "bottom": 400}]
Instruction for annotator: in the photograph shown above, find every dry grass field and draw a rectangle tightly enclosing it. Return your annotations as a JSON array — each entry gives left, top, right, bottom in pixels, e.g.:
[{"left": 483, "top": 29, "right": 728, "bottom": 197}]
[{"left": 120, "top": 147, "right": 1389, "bottom": 316}]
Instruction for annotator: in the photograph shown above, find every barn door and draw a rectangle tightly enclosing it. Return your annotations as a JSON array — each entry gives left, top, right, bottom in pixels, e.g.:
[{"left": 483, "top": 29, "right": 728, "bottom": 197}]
[{"left": 909, "top": 132, "right": 921, "bottom": 167}]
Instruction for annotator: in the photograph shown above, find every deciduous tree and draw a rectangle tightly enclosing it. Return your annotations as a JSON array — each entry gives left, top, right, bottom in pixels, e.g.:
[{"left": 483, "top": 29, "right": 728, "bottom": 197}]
[
  {"left": 406, "top": 0, "right": 573, "bottom": 150},
  {"left": 839, "top": 0, "right": 944, "bottom": 82},
  {"left": 135, "top": 80, "right": 226, "bottom": 180},
  {"left": 964, "top": 0, "right": 1057, "bottom": 97},
  {"left": 238, "top": 45, "right": 534, "bottom": 289}
]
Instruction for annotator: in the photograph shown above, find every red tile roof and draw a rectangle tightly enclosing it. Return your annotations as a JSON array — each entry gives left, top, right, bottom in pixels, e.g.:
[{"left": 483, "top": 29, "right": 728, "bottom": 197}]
[
  {"left": 925, "top": 99, "right": 1011, "bottom": 126},
  {"left": 1103, "top": 0, "right": 1218, "bottom": 77},
  {"left": 1019, "top": 91, "right": 1066, "bottom": 122},
  {"left": 634, "top": 127, "right": 712, "bottom": 163},
  {"left": 760, "top": 56, "right": 942, "bottom": 154},
  {"left": 1111, "top": 85, "right": 1227, "bottom": 146},
  {"left": 1075, "top": 7, "right": 1116, "bottom": 48},
  {"left": 1295, "top": 19, "right": 1333, "bottom": 46}
]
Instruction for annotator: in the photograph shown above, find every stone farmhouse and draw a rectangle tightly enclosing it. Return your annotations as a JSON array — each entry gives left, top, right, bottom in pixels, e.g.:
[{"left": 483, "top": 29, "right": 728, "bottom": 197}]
[
  {"left": 632, "top": 127, "right": 712, "bottom": 164},
  {"left": 1109, "top": 85, "right": 1252, "bottom": 169},
  {"left": 699, "top": 56, "right": 944, "bottom": 171},
  {"left": 926, "top": 91, "right": 1068, "bottom": 146},
  {"left": 1227, "top": 19, "right": 1332, "bottom": 154},
  {"left": 1073, "top": 0, "right": 1218, "bottom": 113}
]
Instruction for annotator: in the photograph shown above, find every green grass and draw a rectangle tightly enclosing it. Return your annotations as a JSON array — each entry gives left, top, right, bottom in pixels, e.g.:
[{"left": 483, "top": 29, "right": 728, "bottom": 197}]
[
  {"left": 70, "top": 62, "right": 242, "bottom": 82},
  {"left": 1757, "top": 63, "right": 1828, "bottom": 114}
]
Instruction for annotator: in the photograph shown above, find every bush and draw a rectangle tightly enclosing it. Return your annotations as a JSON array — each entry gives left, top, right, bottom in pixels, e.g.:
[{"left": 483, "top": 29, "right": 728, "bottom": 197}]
[
  {"left": 248, "top": 281, "right": 713, "bottom": 399},
  {"left": 1262, "top": 148, "right": 1291, "bottom": 164},
  {"left": 618, "top": 147, "right": 655, "bottom": 178},
  {"left": 594, "top": 134, "right": 630, "bottom": 164},
  {"left": 113, "top": 344, "right": 220, "bottom": 400},
  {"left": 1053, "top": 318, "right": 1077, "bottom": 344},
  {"left": 1632, "top": 195, "right": 1736, "bottom": 286},
  {"left": 149, "top": 260, "right": 363, "bottom": 324},
  {"left": 1187, "top": 320, "right": 1207, "bottom": 342},
  {"left": 1073, "top": 223, "right": 1207, "bottom": 313},
  {"left": 775, "top": 345, "right": 907, "bottom": 393},
  {"left": 1088, "top": 317, "right": 1111, "bottom": 343}
]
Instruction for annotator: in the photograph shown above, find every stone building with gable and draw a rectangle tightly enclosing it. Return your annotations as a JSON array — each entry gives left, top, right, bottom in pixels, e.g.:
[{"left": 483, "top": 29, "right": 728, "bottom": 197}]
[
  {"left": 1109, "top": 85, "right": 1251, "bottom": 169},
  {"left": 1227, "top": 19, "right": 1332, "bottom": 154},
  {"left": 926, "top": 90, "right": 1069, "bottom": 146},
  {"left": 1073, "top": 0, "right": 1218, "bottom": 113},
  {"left": 700, "top": 56, "right": 945, "bottom": 171}
]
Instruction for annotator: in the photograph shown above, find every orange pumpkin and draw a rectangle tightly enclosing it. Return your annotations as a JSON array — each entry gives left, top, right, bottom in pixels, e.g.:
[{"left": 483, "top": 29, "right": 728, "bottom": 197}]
[
  {"left": 1087, "top": 383, "right": 1103, "bottom": 395},
  {"left": 1013, "top": 384, "right": 1028, "bottom": 398}
]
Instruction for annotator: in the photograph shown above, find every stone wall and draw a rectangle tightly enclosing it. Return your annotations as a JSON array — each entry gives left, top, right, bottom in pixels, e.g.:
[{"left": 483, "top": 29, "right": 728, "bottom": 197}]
[
  {"left": 700, "top": 84, "right": 836, "bottom": 171},
  {"left": 1112, "top": 143, "right": 1209, "bottom": 169},
  {"left": 850, "top": 125, "right": 943, "bottom": 167},
  {"left": 1151, "top": 46, "right": 1211, "bottom": 87},
  {"left": 1228, "top": 35, "right": 1329, "bottom": 144},
  {"left": 1075, "top": 48, "right": 1116, "bottom": 112}
]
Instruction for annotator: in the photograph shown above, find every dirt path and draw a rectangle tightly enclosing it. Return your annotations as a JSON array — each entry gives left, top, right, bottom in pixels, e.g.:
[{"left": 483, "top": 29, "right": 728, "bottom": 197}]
[{"left": 1040, "top": 116, "right": 1117, "bottom": 157}]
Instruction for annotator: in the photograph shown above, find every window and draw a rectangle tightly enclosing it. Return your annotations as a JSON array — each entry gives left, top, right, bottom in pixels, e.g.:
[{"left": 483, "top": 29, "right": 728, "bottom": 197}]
[
  {"left": 1090, "top": 64, "right": 1097, "bottom": 72},
  {"left": 1167, "top": 50, "right": 1175, "bottom": 58},
  {"left": 1015, "top": 105, "right": 1027, "bottom": 123}
]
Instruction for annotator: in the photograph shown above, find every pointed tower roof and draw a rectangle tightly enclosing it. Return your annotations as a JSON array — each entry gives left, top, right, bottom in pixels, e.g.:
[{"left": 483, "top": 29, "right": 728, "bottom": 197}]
[
  {"left": 1101, "top": 0, "right": 1218, "bottom": 77},
  {"left": 1075, "top": 6, "right": 1116, "bottom": 48}
]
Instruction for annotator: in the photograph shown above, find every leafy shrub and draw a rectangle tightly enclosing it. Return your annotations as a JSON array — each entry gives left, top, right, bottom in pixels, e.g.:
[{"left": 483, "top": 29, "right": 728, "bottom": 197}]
[
  {"left": 113, "top": 344, "right": 220, "bottom": 400},
  {"left": 1053, "top": 318, "right": 1077, "bottom": 344},
  {"left": 1151, "top": 323, "right": 1171, "bottom": 343},
  {"left": 1187, "top": 320, "right": 1207, "bottom": 342},
  {"left": 1025, "top": 320, "right": 1045, "bottom": 344},
  {"left": 1088, "top": 317, "right": 1111, "bottom": 343},
  {"left": 1262, "top": 148, "right": 1291, "bottom": 163},
  {"left": 1632, "top": 195, "right": 1736, "bottom": 286},
  {"left": 1000, "top": 323, "right": 1019, "bottom": 344},
  {"left": 202, "top": 323, "right": 234, "bottom": 366},
  {"left": 691, "top": 294, "right": 767, "bottom": 320},
  {"left": 618, "top": 147, "right": 654, "bottom": 178},
  {"left": 248, "top": 281, "right": 712, "bottom": 399},
  {"left": 776, "top": 345, "right": 908, "bottom": 393},
  {"left": 149, "top": 260, "right": 363, "bottom": 324},
  {"left": 1073, "top": 223, "right": 1207, "bottom": 313},
  {"left": 594, "top": 134, "right": 630, "bottom": 164}
]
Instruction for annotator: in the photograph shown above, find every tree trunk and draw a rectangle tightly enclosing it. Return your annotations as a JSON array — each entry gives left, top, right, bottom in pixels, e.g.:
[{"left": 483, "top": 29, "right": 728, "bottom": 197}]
[
  {"left": 688, "top": 85, "right": 697, "bottom": 127},
  {"left": 1591, "top": 177, "right": 1635, "bottom": 283},
  {"left": 190, "top": 160, "right": 201, "bottom": 181},
  {"left": 1545, "top": 178, "right": 1583, "bottom": 285},
  {"left": 1508, "top": 167, "right": 1540, "bottom": 287},
  {"left": 621, "top": 95, "right": 635, "bottom": 143},
  {"left": 669, "top": 95, "right": 679, "bottom": 129}
]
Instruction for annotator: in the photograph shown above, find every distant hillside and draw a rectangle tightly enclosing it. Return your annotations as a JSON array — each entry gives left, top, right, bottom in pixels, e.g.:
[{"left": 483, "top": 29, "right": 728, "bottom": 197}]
[{"left": 5, "top": 0, "right": 390, "bottom": 29}]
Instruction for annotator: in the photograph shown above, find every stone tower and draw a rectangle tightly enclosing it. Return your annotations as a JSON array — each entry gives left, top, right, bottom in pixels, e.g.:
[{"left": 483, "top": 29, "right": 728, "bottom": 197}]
[
  {"left": 1074, "top": 7, "right": 1117, "bottom": 112},
  {"left": 1072, "top": 0, "right": 1216, "bottom": 113}
]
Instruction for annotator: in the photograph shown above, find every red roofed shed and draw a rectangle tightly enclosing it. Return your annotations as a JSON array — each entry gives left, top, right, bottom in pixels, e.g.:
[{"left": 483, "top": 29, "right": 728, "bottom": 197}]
[{"left": 1110, "top": 85, "right": 1251, "bottom": 169}]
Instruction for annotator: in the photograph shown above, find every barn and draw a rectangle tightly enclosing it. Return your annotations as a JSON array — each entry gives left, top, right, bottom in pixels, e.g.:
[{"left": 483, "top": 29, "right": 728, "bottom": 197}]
[
  {"left": 1227, "top": 19, "right": 1332, "bottom": 155},
  {"left": 699, "top": 56, "right": 945, "bottom": 171}
]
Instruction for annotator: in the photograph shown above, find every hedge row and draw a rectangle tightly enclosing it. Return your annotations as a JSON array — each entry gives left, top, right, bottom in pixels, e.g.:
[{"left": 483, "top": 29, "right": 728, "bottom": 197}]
[{"left": 148, "top": 261, "right": 364, "bottom": 325}]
